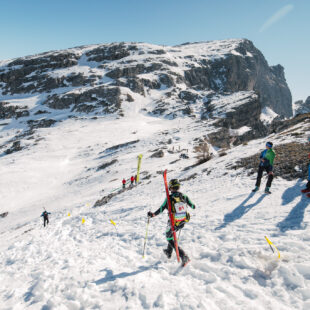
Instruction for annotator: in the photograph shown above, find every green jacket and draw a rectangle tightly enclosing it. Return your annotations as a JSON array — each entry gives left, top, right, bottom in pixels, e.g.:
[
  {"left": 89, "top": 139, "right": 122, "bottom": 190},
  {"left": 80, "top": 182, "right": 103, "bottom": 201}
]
[
  {"left": 154, "top": 191, "right": 195, "bottom": 216},
  {"left": 260, "top": 148, "right": 276, "bottom": 166}
]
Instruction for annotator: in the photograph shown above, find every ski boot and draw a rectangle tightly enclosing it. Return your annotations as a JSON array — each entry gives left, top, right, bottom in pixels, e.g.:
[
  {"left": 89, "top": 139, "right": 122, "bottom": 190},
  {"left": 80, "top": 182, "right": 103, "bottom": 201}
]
[
  {"left": 252, "top": 186, "right": 259, "bottom": 192},
  {"left": 163, "top": 248, "right": 172, "bottom": 259},
  {"left": 181, "top": 255, "right": 190, "bottom": 267},
  {"left": 265, "top": 187, "right": 271, "bottom": 194},
  {"left": 301, "top": 188, "right": 310, "bottom": 194}
]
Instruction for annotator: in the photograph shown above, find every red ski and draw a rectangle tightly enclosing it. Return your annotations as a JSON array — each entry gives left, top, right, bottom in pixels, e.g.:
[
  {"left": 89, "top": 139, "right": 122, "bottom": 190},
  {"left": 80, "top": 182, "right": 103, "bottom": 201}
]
[{"left": 163, "top": 170, "right": 180, "bottom": 263}]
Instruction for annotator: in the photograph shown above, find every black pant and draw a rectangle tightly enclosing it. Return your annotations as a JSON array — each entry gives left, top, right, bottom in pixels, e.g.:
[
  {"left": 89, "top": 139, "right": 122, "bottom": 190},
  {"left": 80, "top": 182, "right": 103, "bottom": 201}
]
[
  {"left": 165, "top": 222, "right": 186, "bottom": 259},
  {"left": 255, "top": 165, "right": 273, "bottom": 188},
  {"left": 44, "top": 217, "right": 49, "bottom": 227}
]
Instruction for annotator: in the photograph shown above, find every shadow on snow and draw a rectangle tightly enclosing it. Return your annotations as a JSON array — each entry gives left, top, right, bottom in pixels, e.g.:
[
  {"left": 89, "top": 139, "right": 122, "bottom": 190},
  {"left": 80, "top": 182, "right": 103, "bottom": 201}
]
[
  {"left": 94, "top": 261, "right": 162, "bottom": 286},
  {"left": 215, "top": 192, "right": 267, "bottom": 230},
  {"left": 277, "top": 180, "right": 310, "bottom": 233}
]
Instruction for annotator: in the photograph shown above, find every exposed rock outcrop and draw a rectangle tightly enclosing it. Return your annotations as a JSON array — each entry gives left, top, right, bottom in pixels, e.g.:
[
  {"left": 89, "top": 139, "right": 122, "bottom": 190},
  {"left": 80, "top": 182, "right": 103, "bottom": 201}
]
[{"left": 294, "top": 97, "right": 310, "bottom": 115}]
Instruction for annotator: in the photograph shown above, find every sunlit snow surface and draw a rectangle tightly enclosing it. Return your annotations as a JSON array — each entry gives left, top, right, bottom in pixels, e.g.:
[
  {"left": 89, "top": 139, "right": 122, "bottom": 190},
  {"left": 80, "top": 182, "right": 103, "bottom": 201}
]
[
  {"left": 0, "top": 40, "right": 308, "bottom": 309},
  {"left": 0, "top": 97, "right": 309, "bottom": 309}
]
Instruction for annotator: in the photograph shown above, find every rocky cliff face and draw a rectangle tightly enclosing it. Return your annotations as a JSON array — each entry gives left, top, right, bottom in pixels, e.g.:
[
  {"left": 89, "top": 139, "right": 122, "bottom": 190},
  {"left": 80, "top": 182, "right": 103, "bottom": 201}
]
[
  {"left": 294, "top": 96, "right": 310, "bottom": 115},
  {"left": 0, "top": 39, "right": 294, "bottom": 154}
]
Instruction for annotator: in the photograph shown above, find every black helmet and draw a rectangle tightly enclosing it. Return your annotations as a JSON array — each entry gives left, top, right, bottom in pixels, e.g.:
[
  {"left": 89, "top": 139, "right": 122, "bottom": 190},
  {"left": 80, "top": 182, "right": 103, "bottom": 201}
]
[{"left": 169, "top": 179, "right": 180, "bottom": 190}]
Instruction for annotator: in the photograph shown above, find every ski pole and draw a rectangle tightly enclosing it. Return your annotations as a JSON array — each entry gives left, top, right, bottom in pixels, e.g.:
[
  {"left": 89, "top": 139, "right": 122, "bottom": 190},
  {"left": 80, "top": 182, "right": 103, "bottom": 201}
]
[
  {"left": 178, "top": 230, "right": 181, "bottom": 241},
  {"left": 142, "top": 216, "right": 150, "bottom": 258}
]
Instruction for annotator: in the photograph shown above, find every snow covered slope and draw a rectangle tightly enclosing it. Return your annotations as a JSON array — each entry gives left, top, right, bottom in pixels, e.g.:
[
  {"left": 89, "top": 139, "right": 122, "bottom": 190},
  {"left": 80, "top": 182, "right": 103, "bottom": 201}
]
[
  {"left": 0, "top": 91, "right": 309, "bottom": 309},
  {"left": 0, "top": 39, "right": 308, "bottom": 309}
]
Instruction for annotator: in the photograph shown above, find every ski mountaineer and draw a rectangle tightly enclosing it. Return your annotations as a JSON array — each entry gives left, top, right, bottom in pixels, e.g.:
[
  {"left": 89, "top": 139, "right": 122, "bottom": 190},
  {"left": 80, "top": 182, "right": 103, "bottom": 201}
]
[
  {"left": 130, "top": 176, "right": 135, "bottom": 186},
  {"left": 41, "top": 210, "right": 51, "bottom": 227},
  {"left": 301, "top": 136, "right": 310, "bottom": 196},
  {"left": 252, "top": 142, "right": 276, "bottom": 194},
  {"left": 147, "top": 179, "right": 195, "bottom": 267},
  {"left": 122, "top": 178, "right": 126, "bottom": 189}
]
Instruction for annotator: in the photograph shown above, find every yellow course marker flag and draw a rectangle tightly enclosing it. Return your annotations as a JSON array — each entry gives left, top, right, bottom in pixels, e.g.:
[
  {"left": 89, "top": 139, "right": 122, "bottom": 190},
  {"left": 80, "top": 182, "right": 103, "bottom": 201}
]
[
  {"left": 265, "top": 236, "right": 280, "bottom": 259},
  {"left": 68, "top": 212, "right": 71, "bottom": 217},
  {"left": 136, "top": 154, "right": 143, "bottom": 183},
  {"left": 110, "top": 219, "right": 118, "bottom": 234},
  {"left": 82, "top": 218, "right": 85, "bottom": 224}
]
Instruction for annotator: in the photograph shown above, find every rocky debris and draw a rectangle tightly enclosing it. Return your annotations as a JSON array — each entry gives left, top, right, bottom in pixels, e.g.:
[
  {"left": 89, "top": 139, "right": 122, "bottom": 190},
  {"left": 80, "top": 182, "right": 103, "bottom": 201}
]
[
  {"left": 104, "top": 140, "right": 139, "bottom": 153},
  {"left": 0, "top": 51, "right": 79, "bottom": 94},
  {"left": 207, "top": 128, "right": 232, "bottom": 149},
  {"left": 93, "top": 183, "right": 137, "bottom": 208},
  {"left": 230, "top": 142, "right": 309, "bottom": 181},
  {"left": 43, "top": 85, "right": 122, "bottom": 114},
  {"left": 0, "top": 212, "right": 8, "bottom": 218},
  {"left": 65, "top": 72, "right": 96, "bottom": 87},
  {"left": 0, "top": 102, "right": 30, "bottom": 119},
  {"left": 180, "top": 173, "right": 197, "bottom": 182},
  {"left": 269, "top": 113, "right": 310, "bottom": 135},
  {"left": 180, "top": 153, "right": 189, "bottom": 159},
  {"left": 5, "top": 141, "right": 23, "bottom": 154},
  {"left": 114, "top": 78, "right": 146, "bottom": 95},
  {"left": 207, "top": 111, "right": 309, "bottom": 149},
  {"left": 34, "top": 110, "right": 50, "bottom": 115},
  {"left": 97, "top": 159, "right": 118, "bottom": 171},
  {"left": 294, "top": 97, "right": 310, "bottom": 115},
  {"left": 214, "top": 93, "right": 261, "bottom": 129},
  {"left": 178, "top": 90, "right": 199, "bottom": 102},
  {"left": 27, "top": 119, "right": 57, "bottom": 129},
  {"left": 85, "top": 43, "right": 136, "bottom": 62},
  {"left": 150, "top": 150, "right": 164, "bottom": 158},
  {"left": 106, "top": 64, "right": 155, "bottom": 80}
]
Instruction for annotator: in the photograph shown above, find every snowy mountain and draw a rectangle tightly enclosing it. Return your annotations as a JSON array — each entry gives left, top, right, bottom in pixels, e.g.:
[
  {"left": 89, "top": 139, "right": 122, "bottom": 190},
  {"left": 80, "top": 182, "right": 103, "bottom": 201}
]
[
  {"left": 0, "top": 39, "right": 293, "bottom": 156},
  {"left": 0, "top": 39, "right": 309, "bottom": 309}
]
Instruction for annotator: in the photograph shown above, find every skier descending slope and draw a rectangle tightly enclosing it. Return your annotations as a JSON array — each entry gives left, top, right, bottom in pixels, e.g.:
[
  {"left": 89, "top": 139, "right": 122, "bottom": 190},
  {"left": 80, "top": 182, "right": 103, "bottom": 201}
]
[
  {"left": 40, "top": 210, "right": 51, "bottom": 227},
  {"left": 252, "top": 141, "right": 276, "bottom": 194},
  {"left": 148, "top": 179, "right": 195, "bottom": 267}
]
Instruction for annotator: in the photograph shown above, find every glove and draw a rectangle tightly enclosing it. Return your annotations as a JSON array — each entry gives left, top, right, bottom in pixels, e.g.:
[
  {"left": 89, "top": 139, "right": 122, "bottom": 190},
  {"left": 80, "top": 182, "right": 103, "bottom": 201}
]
[{"left": 147, "top": 211, "right": 154, "bottom": 218}]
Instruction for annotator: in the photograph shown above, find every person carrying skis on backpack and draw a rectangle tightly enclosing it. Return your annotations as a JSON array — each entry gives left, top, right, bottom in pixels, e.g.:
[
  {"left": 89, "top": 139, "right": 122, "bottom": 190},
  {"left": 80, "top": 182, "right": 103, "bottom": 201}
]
[
  {"left": 41, "top": 210, "right": 51, "bottom": 227},
  {"left": 147, "top": 179, "right": 195, "bottom": 267},
  {"left": 301, "top": 136, "right": 310, "bottom": 196},
  {"left": 252, "top": 141, "right": 276, "bottom": 194}
]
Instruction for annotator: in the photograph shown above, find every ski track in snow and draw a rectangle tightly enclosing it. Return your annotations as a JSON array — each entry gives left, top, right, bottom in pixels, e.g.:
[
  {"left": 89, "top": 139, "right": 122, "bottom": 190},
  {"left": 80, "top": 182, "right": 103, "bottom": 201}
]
[{"left": 1, "top": 102, "right": 310, "bottom": 309}]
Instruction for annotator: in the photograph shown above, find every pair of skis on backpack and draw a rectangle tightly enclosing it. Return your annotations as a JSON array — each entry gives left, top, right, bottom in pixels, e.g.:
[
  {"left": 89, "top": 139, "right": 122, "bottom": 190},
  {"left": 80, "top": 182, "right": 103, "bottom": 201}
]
[{"left": 301, "top": 188, "right": 310, "bottom": 198}]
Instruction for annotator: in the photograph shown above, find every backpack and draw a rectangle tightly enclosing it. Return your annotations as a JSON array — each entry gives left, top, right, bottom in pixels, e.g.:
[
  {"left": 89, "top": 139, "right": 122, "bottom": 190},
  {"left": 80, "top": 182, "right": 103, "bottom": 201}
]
[{"left": 171, "top": 194, "right": 190, "bottom": 226}]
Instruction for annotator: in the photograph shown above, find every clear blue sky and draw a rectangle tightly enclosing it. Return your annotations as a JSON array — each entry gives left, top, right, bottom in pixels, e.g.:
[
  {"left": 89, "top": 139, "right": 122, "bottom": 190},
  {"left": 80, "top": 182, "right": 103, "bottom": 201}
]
[{"left": 0, "top": 0, "right": 309, "bottom": 102}]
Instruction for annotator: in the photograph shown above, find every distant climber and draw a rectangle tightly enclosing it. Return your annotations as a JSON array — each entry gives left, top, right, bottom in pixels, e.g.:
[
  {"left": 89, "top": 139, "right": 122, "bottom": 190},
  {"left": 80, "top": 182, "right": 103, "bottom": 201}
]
[
  {"left": 252, "top": 142, "right": 276, "bottom": 194},
  {"left": 147, "top": 179, "right": 195, "bottom": 267},
  {"left": 41, "top": 210, "right": 51, "bottom": 227},
  {"left": 130, "top": 176, "right": 135, "bottom": 186},
  {"left": 122, "top": 178, "right": 126, "bottom": 189},
  {"left": 301, "top": 136, "right": 310, "bottom": 197},
  {"left": 134, "top": 175, "right": 137, "bottom": 184}
]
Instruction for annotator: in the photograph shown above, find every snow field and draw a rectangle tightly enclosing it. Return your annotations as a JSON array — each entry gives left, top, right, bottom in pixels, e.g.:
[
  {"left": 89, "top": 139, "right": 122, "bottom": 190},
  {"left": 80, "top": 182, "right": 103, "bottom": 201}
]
[
  {"left": 1, "top": 167, "right": 310, "bottom": 309},
  {"left": 1, "top": 103, "right": 310, "bottom": 309}
]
